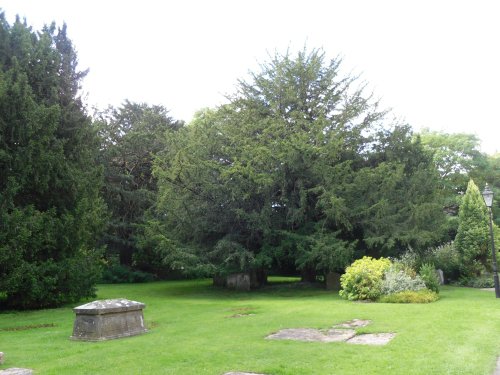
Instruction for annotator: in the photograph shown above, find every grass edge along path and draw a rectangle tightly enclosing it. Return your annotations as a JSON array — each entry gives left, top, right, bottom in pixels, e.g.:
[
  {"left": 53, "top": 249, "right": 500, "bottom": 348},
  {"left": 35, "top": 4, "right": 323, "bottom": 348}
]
[{"left": 1, "top": 278, "right": 499, "bottom": 375}]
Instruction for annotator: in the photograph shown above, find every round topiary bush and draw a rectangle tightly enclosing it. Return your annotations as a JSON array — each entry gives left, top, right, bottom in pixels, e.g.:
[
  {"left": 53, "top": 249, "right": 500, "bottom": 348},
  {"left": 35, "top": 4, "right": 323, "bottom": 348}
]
[{"left": 339, "top": 256, "right": 392, "bottom": 301}]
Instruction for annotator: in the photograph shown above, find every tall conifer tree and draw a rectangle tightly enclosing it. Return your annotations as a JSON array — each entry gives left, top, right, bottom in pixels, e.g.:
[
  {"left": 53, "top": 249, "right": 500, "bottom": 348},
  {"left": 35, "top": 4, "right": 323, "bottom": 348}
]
[{"left": 0, "top": 13, "right": 105, "bottom": 309}]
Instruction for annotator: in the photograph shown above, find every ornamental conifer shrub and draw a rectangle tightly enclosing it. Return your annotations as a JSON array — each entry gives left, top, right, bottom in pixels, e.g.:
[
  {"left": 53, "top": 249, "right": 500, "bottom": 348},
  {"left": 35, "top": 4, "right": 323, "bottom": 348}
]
[{"left": 454, "top": 180, "right": 490, "bottom": 277}]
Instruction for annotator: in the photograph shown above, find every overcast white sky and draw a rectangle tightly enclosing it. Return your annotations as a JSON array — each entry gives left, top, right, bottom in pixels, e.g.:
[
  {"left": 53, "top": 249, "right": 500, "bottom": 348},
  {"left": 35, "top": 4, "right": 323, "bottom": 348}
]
[{"left": 1, "top": 0, "right": 499, "bottom": 154}]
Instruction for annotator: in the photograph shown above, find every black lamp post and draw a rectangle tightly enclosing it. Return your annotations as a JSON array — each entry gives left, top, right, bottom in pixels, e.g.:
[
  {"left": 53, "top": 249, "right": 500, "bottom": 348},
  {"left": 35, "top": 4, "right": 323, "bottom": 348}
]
[{"left": 482, "top": 184, "right": 500, "bottom": 298}]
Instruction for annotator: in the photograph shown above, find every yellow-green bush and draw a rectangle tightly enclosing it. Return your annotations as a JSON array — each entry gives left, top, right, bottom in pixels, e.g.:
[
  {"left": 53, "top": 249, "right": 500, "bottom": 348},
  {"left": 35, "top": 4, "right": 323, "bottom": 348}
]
[
  {"left": 378, "top": 289, "right": 439, "bottom": 303},
  {"left": 339, "top": 256, "right": 392, "bottom": 301}
]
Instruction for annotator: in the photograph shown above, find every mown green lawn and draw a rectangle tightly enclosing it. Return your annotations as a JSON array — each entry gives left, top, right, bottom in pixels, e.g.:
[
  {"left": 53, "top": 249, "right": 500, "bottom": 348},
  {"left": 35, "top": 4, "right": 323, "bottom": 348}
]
[{"left": 1, "top": 278, "right": 499, "bottom": 375}]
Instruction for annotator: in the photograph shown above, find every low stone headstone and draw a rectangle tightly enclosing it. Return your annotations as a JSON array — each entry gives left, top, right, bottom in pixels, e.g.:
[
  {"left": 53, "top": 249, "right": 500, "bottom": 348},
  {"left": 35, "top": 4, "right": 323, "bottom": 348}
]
[
  {"left": 0, "top": 368, "right": 33, "bottom": 375},
  {"left": 226, "top": 273, "right": 251, "bottom": 291},
  {"left": 436, "top": 269, "right": 445, "bottom": 285},
  {"left": 325, "top": 272, "right": 341, "bottom": 290},
  {"left": 0, "top": 352, "right": 4, "bottom": 364},
  {"left": 71, "top": 298, "right": 147, "bottom": 341}
]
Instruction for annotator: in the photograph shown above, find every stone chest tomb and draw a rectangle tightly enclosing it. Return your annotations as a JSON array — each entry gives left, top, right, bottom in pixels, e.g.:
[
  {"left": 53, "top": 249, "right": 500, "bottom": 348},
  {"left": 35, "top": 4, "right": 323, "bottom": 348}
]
[{"left": 71, "top": 298, "right": 147, "bottom": 341}]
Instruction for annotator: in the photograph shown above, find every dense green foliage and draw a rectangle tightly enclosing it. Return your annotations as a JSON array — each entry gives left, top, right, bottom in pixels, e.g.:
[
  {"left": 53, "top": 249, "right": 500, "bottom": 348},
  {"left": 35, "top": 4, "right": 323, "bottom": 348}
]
[
  {"left": 339, "top": 256, "right": 392, "bottom": 300},
  {"left": 484, "top": 154, "right": 500, "bottom": 226},
  {"left": 419, "top": 130, "right": 500, "bottom": 228},
  {"left": 152, "top": 49, "right": 446, "bottom": 282},
  {"left": 418, "top": 263, "right": 440, "bottom": 293},
  {"left": 95, "top": 101, "right": 182, "bottom": 277},
  {"left": 397, "top": 242, "right": 461, "bottom": 282},
  {"left": 0, "top": 15, "right": 105, "bottom": 308},
  {"left": 100, "top": 263, "right": 154, "bottom": 284},
  {"left": 419, "top": 130, "right": 486, "bottom": 198}
]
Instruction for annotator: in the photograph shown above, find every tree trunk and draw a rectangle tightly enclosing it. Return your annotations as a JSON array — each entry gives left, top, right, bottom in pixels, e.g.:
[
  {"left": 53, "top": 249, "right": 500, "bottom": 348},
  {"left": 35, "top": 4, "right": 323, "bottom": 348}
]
[{"left": 301, "top": 268, "right": 316, "bottom": 283}]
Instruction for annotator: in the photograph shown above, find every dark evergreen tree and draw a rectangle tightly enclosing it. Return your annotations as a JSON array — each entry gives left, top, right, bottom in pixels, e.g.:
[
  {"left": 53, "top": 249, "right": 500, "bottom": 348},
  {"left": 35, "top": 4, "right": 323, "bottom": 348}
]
[
  {"left": 152, "top": 49, "right": 446, "bottom": 285},
  {"left": 96, "top": 101, "right": 183, "bottom": 276},
  {"left": 0, "top": 14, "right": 105, "bottom": 309}
]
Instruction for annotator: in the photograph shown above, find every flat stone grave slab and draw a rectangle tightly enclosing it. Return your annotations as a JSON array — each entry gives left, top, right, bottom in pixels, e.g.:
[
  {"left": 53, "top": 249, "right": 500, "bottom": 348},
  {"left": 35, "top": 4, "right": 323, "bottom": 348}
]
[
  {"left": 71, "top": 298, "right": 147, "bottom": 341},
  {"left": 266, "top": 328, "right": 356, "bottom": 342},
  {"left": 333, "top": 319, "right": 371, "bottom": 328},
  {"left": 346, "top": 333, "right": 396, "bottom": 345},
  {"left": 266, "top": 319, "right": 395, "bottom": 346},
  {"left": 223, "top": 373, "right": 267, "bottom": 375}
]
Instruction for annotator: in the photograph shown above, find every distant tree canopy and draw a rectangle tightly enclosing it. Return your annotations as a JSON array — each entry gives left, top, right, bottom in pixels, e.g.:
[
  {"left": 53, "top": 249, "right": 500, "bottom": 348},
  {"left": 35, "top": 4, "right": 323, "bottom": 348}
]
[
  {"left": 0, "top": 14, "right": 105, "bottom": 308},
  {"left": 151, "top": 49, "right": 447, "bottom": 282},
  {"left": 419, "top": 130, "right": 500, "bottom": 226},
  {"left": 95, "top": 101, "right": 183, "bottom": 275}
]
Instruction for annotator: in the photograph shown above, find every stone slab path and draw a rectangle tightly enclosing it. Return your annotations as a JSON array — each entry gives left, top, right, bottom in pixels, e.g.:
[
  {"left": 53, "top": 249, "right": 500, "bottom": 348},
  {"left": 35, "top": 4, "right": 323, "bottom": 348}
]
[
  {"left": 266, "top": 319, "right": 395, "bottom": 346},
  {"left": 0, "top": 369, "right": 33, "bottom": 375},
  {"left": 493, "top": 357, "right": 500, "bottom": 375}
]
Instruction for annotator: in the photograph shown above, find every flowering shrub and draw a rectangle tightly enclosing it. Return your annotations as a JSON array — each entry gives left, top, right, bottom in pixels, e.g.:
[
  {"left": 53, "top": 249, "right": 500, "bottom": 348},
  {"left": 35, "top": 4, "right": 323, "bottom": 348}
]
[
  {"left": 379, "top": 289, "right": 439, "bottom": 303},
  {"left": 381, "top": 265, "right": 426, "bottom": 295},
  {"left": 339, "top": 256, "right": 392, "bottom": 301}
]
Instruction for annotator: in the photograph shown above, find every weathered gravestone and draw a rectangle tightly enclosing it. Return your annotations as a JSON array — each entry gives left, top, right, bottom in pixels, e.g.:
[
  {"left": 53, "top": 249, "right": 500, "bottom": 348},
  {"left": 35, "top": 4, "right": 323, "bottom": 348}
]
[
  {"left": 71, "top": 299, "right": 147, "bottom": 341},
  {"left": 436, "top": 269, "right": 445, "bottom": 285},
  {"left": 226, "top": 273, "right": 251, "bottom": 291},
  {"left": 213, "top": 271, "right": 266, "bottom": 290},
  {"left": 325, "top": 272, "right": 341, "bottom": 290},
  {"left": 0, "top": 352, "right": 4, "bottom": 365}
]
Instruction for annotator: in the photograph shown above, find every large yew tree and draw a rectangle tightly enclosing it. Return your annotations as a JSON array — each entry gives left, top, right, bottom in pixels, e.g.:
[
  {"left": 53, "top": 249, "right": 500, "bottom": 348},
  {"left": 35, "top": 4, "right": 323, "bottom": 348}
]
[
  {"left": 152, "top": 49, "right": 446, "bottom": 282},
  {"left": 0, "top": 14, "right": 105, "bottom": 309}
]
